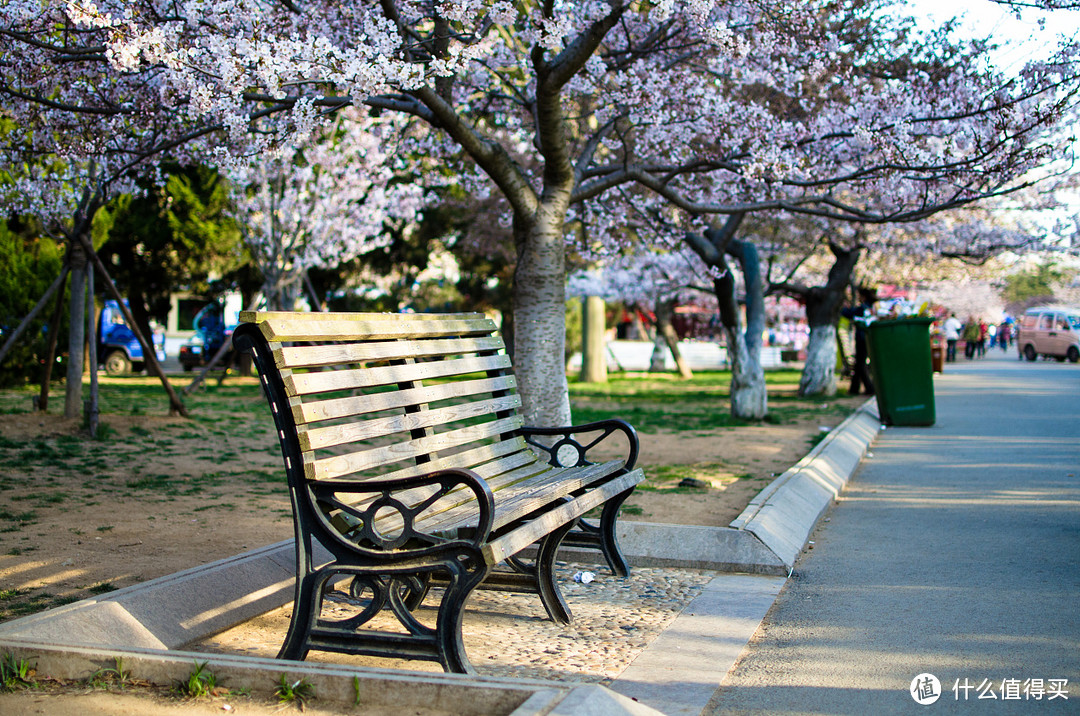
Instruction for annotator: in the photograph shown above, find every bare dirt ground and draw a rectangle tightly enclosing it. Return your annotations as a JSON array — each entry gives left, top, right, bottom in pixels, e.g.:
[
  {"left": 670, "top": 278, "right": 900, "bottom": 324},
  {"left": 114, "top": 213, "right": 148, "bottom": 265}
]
[{"left": 0, "top": 374, "right": 864, "bottom": 713}]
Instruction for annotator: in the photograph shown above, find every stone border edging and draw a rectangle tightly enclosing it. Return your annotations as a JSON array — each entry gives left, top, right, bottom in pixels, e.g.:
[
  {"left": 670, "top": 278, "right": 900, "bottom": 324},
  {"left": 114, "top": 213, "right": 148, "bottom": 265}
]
[
  {"left": 729, "top": 399, "right": 880, "bottom": 569},
  {"left": 0, "top": 637, "right": 661, "bottom": 715}
]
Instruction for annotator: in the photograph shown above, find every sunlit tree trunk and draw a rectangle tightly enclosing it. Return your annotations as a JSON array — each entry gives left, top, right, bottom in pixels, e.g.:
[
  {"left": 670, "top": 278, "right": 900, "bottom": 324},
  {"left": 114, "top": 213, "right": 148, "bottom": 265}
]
[
  {"left": 580, "top": 295, "right": 608, "bottom": 383},
  {"left": 512, "top": 208, "right": 572, "bottom": 428},
  {"left": 773, "top": 243, "right": 861, "bottom": 397}
]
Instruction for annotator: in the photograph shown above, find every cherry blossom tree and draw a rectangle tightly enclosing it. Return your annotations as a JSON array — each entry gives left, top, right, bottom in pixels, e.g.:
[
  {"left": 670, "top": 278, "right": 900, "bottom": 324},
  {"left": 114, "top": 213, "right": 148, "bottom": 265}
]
[
  {"left": 16, "top": 0, "right": 828, "bottom": 427},
  {"left": 573, "top": 0, "right": 1080, "bottom": 414},
  {"left": 226, "top": 109, "right": 424, "bottom": 311},
  {"left": 6, "top": 0, "right": 1080, "bottom": 427}
]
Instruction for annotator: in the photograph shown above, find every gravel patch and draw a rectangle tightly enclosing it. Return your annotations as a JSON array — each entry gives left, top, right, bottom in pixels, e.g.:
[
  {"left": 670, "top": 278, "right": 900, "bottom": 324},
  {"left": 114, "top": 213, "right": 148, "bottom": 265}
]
[{"left": 191, "top": 563, "right": 714, "bottom": 684}]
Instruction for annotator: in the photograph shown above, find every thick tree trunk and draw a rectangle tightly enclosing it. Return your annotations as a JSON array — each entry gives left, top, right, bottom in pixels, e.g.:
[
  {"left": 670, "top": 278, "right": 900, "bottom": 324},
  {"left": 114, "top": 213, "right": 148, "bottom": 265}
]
[
  {"left": 580, "top": 295, "right": 608, "bottom": 383},
  {"left": 64, "top": 241, "right": 88, "bottom": 418},
  {"left": 687, "top": 215, "right": 767, "bottom": 420},
  {"left": 85, "top": 262, "right": 100, "bottom": 436},
  {"left": 723, "top": 240, "right": 767, "bottom": 419},
  {"left": 724, "top": 322, "right": 767, "bottom": 419},
  {"left": 800, "top": 323, "right": 838, "bottom": 396},
  {"left": 512, "top": 209, "right": 571, "bottom": 428},
  {"left": 782, "top": 243, "right": 860, "bottom": 397}
]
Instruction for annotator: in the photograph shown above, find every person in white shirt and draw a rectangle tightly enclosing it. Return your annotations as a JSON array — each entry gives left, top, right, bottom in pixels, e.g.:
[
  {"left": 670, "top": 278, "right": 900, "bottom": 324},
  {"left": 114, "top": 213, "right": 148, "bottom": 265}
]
[{"left": 943, "top": 313, "right": 962, "bottom": 362}]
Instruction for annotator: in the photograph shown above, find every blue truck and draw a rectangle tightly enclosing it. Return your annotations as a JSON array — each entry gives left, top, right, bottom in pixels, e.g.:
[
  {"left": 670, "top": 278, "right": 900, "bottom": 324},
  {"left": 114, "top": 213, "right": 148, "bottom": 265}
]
[{"left": 97, "top": 300, "right": 166, "bottom": 375}]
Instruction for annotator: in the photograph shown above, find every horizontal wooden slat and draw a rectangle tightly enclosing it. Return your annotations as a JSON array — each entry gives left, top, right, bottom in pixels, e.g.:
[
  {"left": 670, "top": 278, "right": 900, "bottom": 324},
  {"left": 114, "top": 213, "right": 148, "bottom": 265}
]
[
  {"left": 285, "top": 354, "right": 512, "bottom": 396},
  {"left": 483, "top": 469, "right": 644, "bottom": 564},
  {"left": 242, "top": 310, "right": 483, "bottom": 323},
  {"left": 356, "top": 459, "right": 558, "bottom": 537},
  {"left": 371, "top": 438, "right": 534, "bottom": 483},
  {"left": 294, "top": 375, "right": 518, "bottom": 425},
  {"left": 275, "top": 336, "right": 505, "bottom": 369},
  {"left": 419, "top": 460, "right": 625, "bottom": 535},
  {"left": 299, "top": 395, "right": 522, "bottom": 451},
  {"left": 326, "top": 449, "right": 544, "bottom": 522},
  {"left": 306, "top": 416, "right": 524, "bottom": 480},
  {"left": 245, "top": 312, "right": 496, "bottom": 342}
]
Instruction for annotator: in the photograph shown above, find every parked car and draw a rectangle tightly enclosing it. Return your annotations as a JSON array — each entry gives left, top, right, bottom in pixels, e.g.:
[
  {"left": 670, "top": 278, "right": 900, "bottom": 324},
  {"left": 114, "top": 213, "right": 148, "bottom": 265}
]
[
  {"left": 1016, "top": 306, "right": 1080, "bottom": 363},
  {"left": 98, "top": 300, "right": 167, "bottom": 375},
  {"left": 178, "top": 302, "right": 235, "bottom": 371}
]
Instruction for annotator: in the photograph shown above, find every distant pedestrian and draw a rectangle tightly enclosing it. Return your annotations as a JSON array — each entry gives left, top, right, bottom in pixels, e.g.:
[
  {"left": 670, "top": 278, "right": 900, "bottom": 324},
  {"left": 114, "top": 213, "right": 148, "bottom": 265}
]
[
  {"left": 841, "top": 287, "right": 877, "bottom": 395},
  {"left": 943, "top": 313, "right": 962, "bottom": 362},
  {"left": 998, "top": 321, "right": 1011, "bottom": 352},
  {"left": 963, "top": 316, "right": 980, "bottom": 359},
  {"left": 977, "top": 320, "right": 988, "bottom": 357}
]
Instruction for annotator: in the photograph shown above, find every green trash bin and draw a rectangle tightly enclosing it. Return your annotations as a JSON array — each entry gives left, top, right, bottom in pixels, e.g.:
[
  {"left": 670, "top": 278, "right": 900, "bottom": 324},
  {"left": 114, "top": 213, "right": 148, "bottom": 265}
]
[{"left": 864, "top": 317, "right": 936, "bottom": 426}]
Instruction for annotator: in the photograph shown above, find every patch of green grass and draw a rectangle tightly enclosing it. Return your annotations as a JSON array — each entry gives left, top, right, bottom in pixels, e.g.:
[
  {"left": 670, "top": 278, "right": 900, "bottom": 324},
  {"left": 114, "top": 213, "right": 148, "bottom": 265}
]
[
  {"left": 87, "top": 658, "right": 130, "bottom": 689},
  {"left": 88, "top": 582, "right": 118, "bottom": 594},
  {"left": 569, "top": 370, "right": 854, "bottom": 433},
  {"left": 0, "top": 508, "right": 38, "bottom": 523},
  {"left": 178, "top": 661, "right": 216, "bottom": 698},
  {"left": 89, "top": 422, "right": 117, "bottom": 441},
  {"left": 0, "top": 591, "right": 80, "bottom": 620},
  {"left": 125, "top": 475, "right": 172, "bottom": 490},
  {"left": 276, "top": 675, "right": 315, "bottom": 706},
  {"left": 0, "top": 653, "right": 35, "bottom": 692}
]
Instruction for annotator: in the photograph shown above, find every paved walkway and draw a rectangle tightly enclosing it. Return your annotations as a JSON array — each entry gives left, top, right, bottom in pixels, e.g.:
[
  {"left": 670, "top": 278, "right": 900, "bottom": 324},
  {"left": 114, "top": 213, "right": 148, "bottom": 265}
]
[{"left": 707, "top": 351, "right": 1080, "bottom": 714}]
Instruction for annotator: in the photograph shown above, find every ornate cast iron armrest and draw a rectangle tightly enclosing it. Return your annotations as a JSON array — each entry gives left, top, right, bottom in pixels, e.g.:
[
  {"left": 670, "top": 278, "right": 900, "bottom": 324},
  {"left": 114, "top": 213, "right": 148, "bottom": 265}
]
[
  {"left": 310, "top": 468, "right": 496, "bottom": 551},
  {"left": 520, "top": 419, "right": 639, "bottom": 470}
]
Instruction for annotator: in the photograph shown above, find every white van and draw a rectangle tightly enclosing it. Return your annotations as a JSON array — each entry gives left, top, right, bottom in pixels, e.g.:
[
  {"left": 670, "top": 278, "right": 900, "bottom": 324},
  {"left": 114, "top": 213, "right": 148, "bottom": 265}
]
[{"left": 1017, "top": 306, "right": 1080, "bottom": 363}]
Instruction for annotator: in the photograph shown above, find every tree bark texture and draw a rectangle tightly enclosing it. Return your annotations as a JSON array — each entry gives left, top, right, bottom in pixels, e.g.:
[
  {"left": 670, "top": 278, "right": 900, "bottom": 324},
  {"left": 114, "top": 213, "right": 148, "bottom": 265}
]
[
  {"left": 800, "top": 323, "right": 838, "bottom": 397},
  {"left": 775, "top": 243, "right": 860, "bottom": 397},
  {"left": 512, "top": 208, "right": 572, "bottom": 428},
  {"left": 85, "top": 261, "right": 100, "bottom": 437}
]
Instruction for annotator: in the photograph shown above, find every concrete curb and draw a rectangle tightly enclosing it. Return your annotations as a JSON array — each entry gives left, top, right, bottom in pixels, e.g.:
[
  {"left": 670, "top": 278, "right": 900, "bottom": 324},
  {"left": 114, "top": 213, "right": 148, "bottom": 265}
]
[
  {"left": 729, "top": 400, "right": 880, "bottom": 569},
  {"left": 0, "top": 399, "right": 879, "bottom": 714},
  {"left": 0, "top": 637, "right": 656, "bottom": 715}
]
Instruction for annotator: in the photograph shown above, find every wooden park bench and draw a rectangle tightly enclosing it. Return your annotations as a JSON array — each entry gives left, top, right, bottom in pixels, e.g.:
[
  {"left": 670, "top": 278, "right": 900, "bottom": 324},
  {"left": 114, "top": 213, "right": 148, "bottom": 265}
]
[{"left": 232, "top": 311, "right": 646, "bottom": 674}]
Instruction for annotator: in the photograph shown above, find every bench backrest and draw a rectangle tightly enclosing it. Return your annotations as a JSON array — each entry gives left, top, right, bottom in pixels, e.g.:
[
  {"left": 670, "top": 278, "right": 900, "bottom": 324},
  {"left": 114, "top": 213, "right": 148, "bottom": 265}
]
[{"left": 234, "top": 311, "right": 539, "bottom": 487}]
